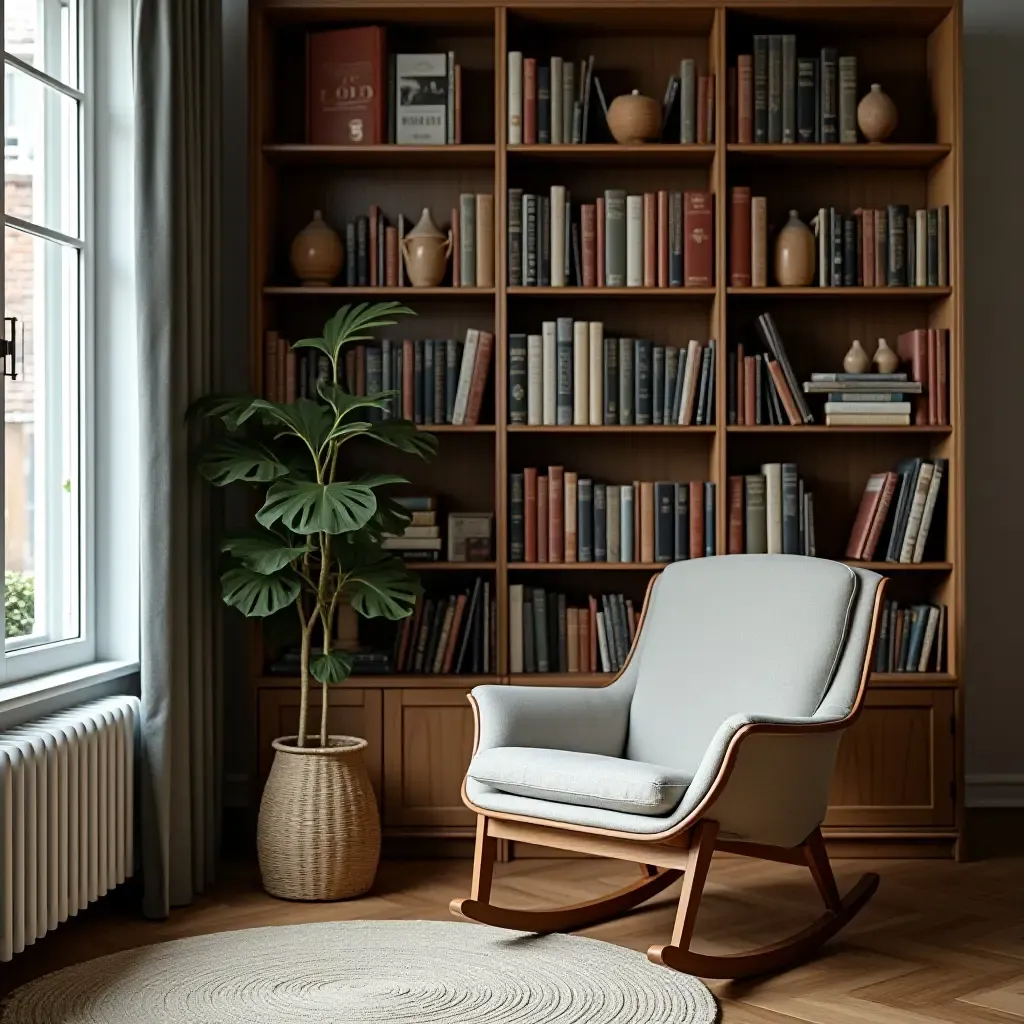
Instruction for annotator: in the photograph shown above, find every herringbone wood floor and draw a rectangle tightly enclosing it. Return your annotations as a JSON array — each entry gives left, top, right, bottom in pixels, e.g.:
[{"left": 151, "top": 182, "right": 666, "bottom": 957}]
[{"left": 3, "top": 852, "right": 1023, "bottom": 1021}]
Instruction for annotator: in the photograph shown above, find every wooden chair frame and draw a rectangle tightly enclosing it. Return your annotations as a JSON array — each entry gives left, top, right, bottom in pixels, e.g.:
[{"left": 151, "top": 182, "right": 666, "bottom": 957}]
[{"left": 451, "top": 575, "right": 888, "bottom": 980}]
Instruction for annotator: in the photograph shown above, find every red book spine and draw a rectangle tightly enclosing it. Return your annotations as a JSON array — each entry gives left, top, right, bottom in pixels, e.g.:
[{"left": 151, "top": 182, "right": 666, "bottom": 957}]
[
  {"left": 743, "top": 355, "right": 757, "bottom": 424},
  {"left": 729, "top": 186, "right": 752, "bottom": 287},
  {"left": 643, "top": 193, "right": 656, "bottom": 287},
  {"left": 441, "top": 594, "right": 468, "bottom": 673},
  {"left": 548, "top": 467, "right": 565, "bottom": 563},
  {"left": 736, "top": 342, "right": 745, "bottom": 425},
  {"left": 537, "top": 475, "right": 549, "bottom": 563},
  {"left": 657, "top": 190, "right": 669, "bottom": 288},
  {"left": 402, "top": 340, "right": 414, "bottom": 420},
  {"left": 454, "top": 65, "right": 462, "bottom": 144},
  {"left": 927, "top": 329, "right": 938, "bottom": 426},
  {"left": 727, "top": 475, "right": 744, "bottom": 554},
  {"left": 464, "top": 330, "right": 493, "bottom": 426},
  {"left": 862, "top": 208, "right": 876, "bottom": 287},
  {"left": 897, "top": 328, "right": 928, "bottom": 426},
  {"left": 523, "top": 58, "right": 537, "bottom": 145},
  {"left": 737, "top": 55, "right": 753, "bottom": 144},
  {"left": 523, "top": 467, "right": 538, "bottom": 562},
  {"left": 581, "top": 204, "right": 597, "bottom": 288},
  {"left": 306, "top": 27, "right": 386, "bottom": 145},
  {"left": 936, "top": 329, "right": 948, "bottom": 426},
  {"left": 384, "top": 226, "right": 398, "bottom": 286},
  {"left": 684, "top": 191, "right": 714, "bottom": 287},
  {"left": 596, "top": 197, "right": 606, "bottom": 287},
  {"left": 845, "top": 473, "right": 887, "bottom": 559},
  {"left": 861, "top": 472, "right": 899, "bottom": 561},
  {"left": 689, "top": 480, "right": 704, "bottom": 559},
  {"left": 727, "top": 66, "right": 738, "bottom": 143},
  {"left": 696, "top": 76, "right": 709, "bottom": 144},
  {"left": 369, "top": 206, "right": 379, "bottom": 287},
  {"left": 451, "top": 206, "right": 460, "bottom": 287}
]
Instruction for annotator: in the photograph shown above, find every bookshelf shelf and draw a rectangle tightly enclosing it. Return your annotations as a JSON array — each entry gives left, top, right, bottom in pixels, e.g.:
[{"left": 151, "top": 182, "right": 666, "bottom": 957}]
[
  {"left": 262, "top": 144, "right": 497, "bottom": 167},
  {"left": 726, "top": 143, "right": 952, "bottom": 168},
  {"left": 727, "top": 287, "right": 953, "bottom": 298},
  {"left": 251, "top": 0, "right": 964, "bottom": 857},
  {"left": 508, "top": 144, "right": 717, "bottom": 166}
]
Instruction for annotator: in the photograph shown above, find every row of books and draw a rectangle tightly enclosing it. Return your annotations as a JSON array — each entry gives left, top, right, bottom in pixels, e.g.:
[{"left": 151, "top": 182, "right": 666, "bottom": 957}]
[
  {"left": 811, "top": 205, "right": 950, "bottom": 289},
  {"left": 508, "top": 325, "right": 715, "bottom": 427},
  {"left": 728, "top": 40, "right": 858, "bottom": 145},
  {"left": 307, "top": 28, "right": 467, "bottom": 146},
  {"left": 263, "top": 332, "right": 328, "bottom": 405},
  {"left": 510, "top": 471, "right": 716, "bottom": 564},
  {"left": 330, "top": 195, "right": 495, "bottom": 289},
  {"left": 507, "top": 52, "right": 599, "bottom": 145},
  {"left": 508, "top": 587, "right": 639, "bottom": 675},
  {"left": 725, "top": 466, "right": 816, "bottom": 556},
  {"left": 875, "top": 601, "right": 947, "bottom": 674},
  {"left": 802, "top": 371, "right": 922, "bottom": 427},
  {"left": 846, "top": 459, "right": 947, "bottom": 564},
  {"left": 894, "top": 329, "right": 950, "bottom": 426},
  {"left": 392, "top": 577, "right": 496, "bottom": 675},
  {"left": 383, "top": 500, "right": 494, "bottom": 563},
  {"left": 507, "top": 188, "right": 713, "bottom": 288}
]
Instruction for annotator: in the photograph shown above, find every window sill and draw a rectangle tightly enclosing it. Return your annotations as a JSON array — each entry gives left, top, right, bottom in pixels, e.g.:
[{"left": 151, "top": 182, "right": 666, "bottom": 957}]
[{"left": 0, "top": 659, "right": 139, "bottom": 715}]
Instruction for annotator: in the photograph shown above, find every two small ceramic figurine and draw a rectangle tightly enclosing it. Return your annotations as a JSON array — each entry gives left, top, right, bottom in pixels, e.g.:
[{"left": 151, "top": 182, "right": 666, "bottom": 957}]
[{"left": 843, "top": 338, "right": 899, "bottom": 374}]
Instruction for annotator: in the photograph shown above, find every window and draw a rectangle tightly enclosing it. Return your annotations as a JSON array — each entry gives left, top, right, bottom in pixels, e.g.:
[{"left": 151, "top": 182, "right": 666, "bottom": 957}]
[{"left": 3, "top": 0, "right": 92, "bottom": 681}]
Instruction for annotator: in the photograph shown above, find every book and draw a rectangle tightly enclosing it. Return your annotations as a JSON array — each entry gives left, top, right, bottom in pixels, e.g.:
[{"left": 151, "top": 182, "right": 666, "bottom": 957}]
[
  {"left": 550, "top": 185, "right": 566, "bottom": 287},
  {"left": 730, "top": 186, "right": 752, "bottom": 287},
  {"left": 738, "top": 54, "right": 753, "bottom": 144},
  {"left": 820, "top": 47, "right": 838, "bottom": 143},
  {"left": 542, "top": 321, "right": 557, "bottom": 424},
  {"left": 767, "top": 35, "right": 782, "bottom": 143},
  {"left": 475, "top": 193, "right": 495, "bottom": 288},
  {"left": 838, "top": 55, "right": 858, "bottom": 143},
  {"left": 507, "top": 51, "right": 523, "bottom": 144},
  {"left": 537, "top": 63, "right": 551, "bottom": 143},
  {"left": 626, "top": 194, "right": 644, "bottom": 287},
  {"left": 680, "top": 59, "right": 697, "bottom": 143},
  {"left": 508, "top": 333, "right": 527, "bottom": 424},
  {"left": 751, "top": 196, "right": 767, "bottom": 287},
  {"left": 753, "top": 35, "right": 768, "bottom": 143},
  {"left": 396, "top": 53, "right": 448, "bottom": 144},
  {"left": 684, "top": 192, "right": 713, "bottom": 287},
  {"left": 782, "top": 35, "right": 797, "bottom": 143},
  {"left": 604, "top": 190, "right": 627, "bottom": 286},
  {"left": 306, "top": 27, "right": 386, "bottom": 145},
  {"left": 459, "top": 193, "right": 476, "bottom": 286},
  {"left": 523, "top": 57, "right": 536, "bottom": 144},
  {"left": 573, "top": 320, "right": 590, "bottom": 425},
  {"left": 762, "top": 462, "right": 782, "bottom": 553},
  {"left": 556, "top": 316, "right": 573, "bottom": 425},
  {"left": 550, "top": 57, "right": 563, "bottom": 144}
]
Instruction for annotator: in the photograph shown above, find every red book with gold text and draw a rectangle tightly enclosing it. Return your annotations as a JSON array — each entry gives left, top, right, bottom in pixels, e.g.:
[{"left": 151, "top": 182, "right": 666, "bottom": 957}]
[
  {"left": 307, "top": 27, "right": 386, "bottom": 145},
  {"left": 684, "top": 192, "right": 713, "bottom": 287}
]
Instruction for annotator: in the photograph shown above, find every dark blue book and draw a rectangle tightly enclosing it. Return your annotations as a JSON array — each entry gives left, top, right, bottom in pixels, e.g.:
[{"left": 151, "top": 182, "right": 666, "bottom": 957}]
[
  {"left": 664, "top": 346, "right": 678, "bottom": 424},
  {"left": 603, "top": 335, "right": 619, "bottom": 424},
  {"left": 413, "top": 339, "right": 424, "bottom": 424},
  {"left": 524, "top": 194, "right": 538, "bottom": 286},
  {"left": 673, "top": 482, "right": 689, "bottom": 560},
  {"left": 651, "top": 345, "right": 665, "bottom": 425},
  {"left": 670, "top": 346, "right": 687, "bottom": 424},
  {"left": 423, "top": 339, "right": 435, "bottom": 423},
  {"left": 433, "top": 339, "right": 445, "bottom": 424},
  {"left": 797, "top": 57, "right": 816, "bottom": 142},
  {"left": 356, "top": 216, "right": 369, "bottom": 286},
  {"left": 537, "top": 64, "right": 551, "bottom": 143},
  {"left": 669, "top": 191, "right": 683, "bottom": 286},
  {"left": 509, "top": 473, "right": 525, "bottom": 561},
  {"left": 594, "top": 483, "right": 607, "bottom": 561},
  {"left": 618, "top": 337, "right": 634, "bottom": 425},
  {"left": 654, "top": 482, "right": 674, "bottom": 563},
  {"left": 821, "top": 47, "right": 838, "bottom": 143},
  {"left": 781, "top": 463, "right": 800, "bottom": 554},
  {"left": 508, "top": 333, "right": 528, "bottom": 424},
  {"left": 577, "top": 479, "right": 594, "bottom": 562},
  {"left": 556, "top": 317, "right": 574, "bottom": 425},
  {"left": 884, "top": 458, "right": 923, "bottom": 561},
  {"left": 634, "top": 338, "right": 653, "bottom": 425},
  {"left": 507, "top": 188, "right": 523, "bottom": 287},
  {"left": 704, "top": 482, "right": 715, "bottom": 557},
  {"left": 345, "top": 222, "right": 356, "bottom": 285},
  {"left": 905, "top": 605, "right": 929, "bottom": 671},
  {"left": 830, "top": 207, "right": 843, "bottom": 286}
]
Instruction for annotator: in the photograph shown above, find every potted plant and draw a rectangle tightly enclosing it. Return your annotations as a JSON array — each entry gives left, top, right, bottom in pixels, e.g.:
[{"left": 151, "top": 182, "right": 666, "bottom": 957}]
[{"left": 192, "top": 302, "right": 435, "bottom": 899}]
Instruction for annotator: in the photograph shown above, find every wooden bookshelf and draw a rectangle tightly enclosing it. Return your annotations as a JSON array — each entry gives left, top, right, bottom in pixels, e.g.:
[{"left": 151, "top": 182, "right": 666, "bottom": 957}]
[{"left": 250, "top": 0, "right": 964, "bottom": 859}]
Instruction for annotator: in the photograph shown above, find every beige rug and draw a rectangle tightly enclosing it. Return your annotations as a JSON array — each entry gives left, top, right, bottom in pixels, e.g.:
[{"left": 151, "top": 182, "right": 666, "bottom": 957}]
[{"left": 1, "top": 920, "right": 717, "bottom": 1023}]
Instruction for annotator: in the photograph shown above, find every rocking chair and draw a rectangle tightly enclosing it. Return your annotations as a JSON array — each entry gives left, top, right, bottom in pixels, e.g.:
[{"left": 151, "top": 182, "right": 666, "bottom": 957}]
[{"left": 451, "top": 554, "right": 887, "bottom": 979}]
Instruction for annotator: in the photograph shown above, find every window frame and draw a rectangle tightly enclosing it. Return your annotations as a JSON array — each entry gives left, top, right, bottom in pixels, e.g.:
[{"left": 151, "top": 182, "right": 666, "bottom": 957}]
[{"left": 2, "top": 0, "right": 95, "bottom": 683}]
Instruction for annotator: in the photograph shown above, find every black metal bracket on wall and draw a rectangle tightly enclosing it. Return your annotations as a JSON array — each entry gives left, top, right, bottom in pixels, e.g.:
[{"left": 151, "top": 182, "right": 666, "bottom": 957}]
[{"left": 3, "top": 316, "right": 18, "bottom": 380}]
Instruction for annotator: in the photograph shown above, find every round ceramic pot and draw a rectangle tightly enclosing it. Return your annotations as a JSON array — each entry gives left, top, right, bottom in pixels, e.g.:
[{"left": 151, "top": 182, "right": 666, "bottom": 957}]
[
  {"left": 606, "top": 91, "right": 661, "bottom": 145},
  {"left": 774, "top": 210, "right": 815, "bottom": 287},
  {"left": 290, "top": 210, "right": 343, "bottom": 286},
  {"left": 401, "top": 207, "right": 453, "bottom": 287},
  {"left": 857, "top": 84, "right": 898, "bottom": 143}
]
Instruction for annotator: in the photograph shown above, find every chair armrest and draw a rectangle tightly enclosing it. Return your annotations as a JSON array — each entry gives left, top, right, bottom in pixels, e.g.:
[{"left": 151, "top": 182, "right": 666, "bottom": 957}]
[{"left": 471, "top": 684, "right": 632, "bottom": 758}]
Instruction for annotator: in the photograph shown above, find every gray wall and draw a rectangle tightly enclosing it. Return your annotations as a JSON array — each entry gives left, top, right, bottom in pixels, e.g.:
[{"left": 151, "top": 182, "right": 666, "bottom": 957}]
[{"left": 215, "top": 0, "right": 1024, "bottom": 809}]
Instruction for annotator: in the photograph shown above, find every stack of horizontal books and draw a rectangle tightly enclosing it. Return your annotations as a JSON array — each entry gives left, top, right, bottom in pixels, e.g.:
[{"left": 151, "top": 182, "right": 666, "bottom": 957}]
[{"left": 802, "top": 372, "right": 921, "bottom": 426}]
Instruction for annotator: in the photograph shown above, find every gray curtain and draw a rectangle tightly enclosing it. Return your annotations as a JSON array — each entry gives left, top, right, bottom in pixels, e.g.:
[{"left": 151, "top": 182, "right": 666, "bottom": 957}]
[{"left": 134, "top": 0, "right": 223, "bottom": 918}]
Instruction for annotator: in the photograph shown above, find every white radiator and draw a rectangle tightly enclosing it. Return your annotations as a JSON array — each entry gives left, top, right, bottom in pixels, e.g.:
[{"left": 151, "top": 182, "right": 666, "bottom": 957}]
[{"left": 0, "top": 695, "right": 140, "bottom": 961}]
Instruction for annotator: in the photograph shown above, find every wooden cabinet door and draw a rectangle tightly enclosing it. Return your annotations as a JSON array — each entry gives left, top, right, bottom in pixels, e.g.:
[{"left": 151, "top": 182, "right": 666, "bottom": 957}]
[
  {"left": 825, "top": 688, "right": 955, "bottom": 828},
  {"left": 383, "top": 689, "right": 476, "bottom": 829},
  {"left": 257, "top": 688, "right": 383, "bottom": 800}
]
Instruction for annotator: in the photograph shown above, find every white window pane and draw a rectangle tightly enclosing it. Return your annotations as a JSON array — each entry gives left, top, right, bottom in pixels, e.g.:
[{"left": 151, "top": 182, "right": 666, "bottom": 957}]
[
  {"left": 4, "top": 63, "right": 80, "bottom": 237},
  {"left": 4, "top": 225, "right": 81, "bottom": 649},
  {"left": 4, "top": 0, "right": 80, "bottom": 89}
]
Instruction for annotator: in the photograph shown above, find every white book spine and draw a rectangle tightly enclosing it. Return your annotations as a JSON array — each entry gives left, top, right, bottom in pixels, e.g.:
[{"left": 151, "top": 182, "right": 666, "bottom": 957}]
[
  {"left": 824, "top": 402, "right": 912, "bottom": 415},
  {"left": 541, "top": 321, "right": 557, "bottom": 425},
  {"left": 626, "top": 194, "right": 644, "bottom": 287},
  {"left": 678, "top": 339, "right": 699, "bottom": 424},
  {"left": 588, "top": 321, "right": 603, "bottom": 425},
  {"left": 526, "top": 333, "right": 543, "bottom": 425},
  {"left": 606, "top": 485, "right": 621, "bottom": 562},
  {"left": 509, "top": 584, "right": 524, "bottom": 673},
  {"left": 899, "top": 463, "right": 935, "bottom": 563},
  {"left": 572, "top": 321, "right": 589, "bottom": 424},
  {"left": 451, "top": 329, "right": 479, "bottom": 425},
  {"left": 596, "top": 612, "right": 611, "bottom": 672},
  {"left": 550, "top": 185, "right": 566, "bottom": 287},
  {"left": 620, "top": 484, "right": 635, "bottom": 562},
  {"left": 918, "top": 605, "right": 940, "bottom": 671},
  {"left": 912, "top": 462, "right": 944, "bottom": 563},
  {"left": 762, "top": 462, "right": 783, "bottom": 553},
  {"left": 508, "top": 51, "right": 523, "bottom": 145},
  {"left": 550, "top": 57, "right": 564, "bottom": 144}
]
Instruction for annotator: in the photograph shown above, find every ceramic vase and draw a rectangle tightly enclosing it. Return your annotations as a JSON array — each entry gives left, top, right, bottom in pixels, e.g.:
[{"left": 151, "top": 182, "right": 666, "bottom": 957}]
[
  {"left": 606, "top": 91, "right": 662, "bottom": 145},
  {"left": 774, "top": 210, "right": 816, "bottom": 287},
  {"left": 290, "top": 210, "right": 343, "bottom": 286},
  {"left": 857, "top": 84, "right": 898, "bottom": 143},
  {"left": 843, "top": 340, "right": 870, "bottom": 374},
  {"left": 401, "top": 207, "right": 452, "bottom": 288},
  {"left": 873, "top": 338, "right": 899, "bottom": 374}
]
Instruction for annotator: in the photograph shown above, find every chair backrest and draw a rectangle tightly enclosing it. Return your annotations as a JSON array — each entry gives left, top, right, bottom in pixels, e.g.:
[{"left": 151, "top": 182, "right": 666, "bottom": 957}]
[{"left": 625, "top": 555, "right": 879, "bottom": 775}]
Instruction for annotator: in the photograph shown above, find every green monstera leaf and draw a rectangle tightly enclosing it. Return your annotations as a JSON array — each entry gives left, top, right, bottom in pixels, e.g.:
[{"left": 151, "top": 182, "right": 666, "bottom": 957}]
[
  {"left": 293, "top": 302, "right": 414, "bottom": 367},
  {"left": 221, "top": 533, "right": 312, "bottom": 574},
  {"left": 198, "top": 438, "right": 290, "bottom": 486},
  {"left": 248, "top": 398, "right": 335, "bottom": 454},
  {"left": 343, "top": 555, "right": 421, "bottom": 620},
  {"left": 256, "top": 479, "right": 379, "bottom": 535},
  {"left": 310, "top": 649, "right": 354, "bottom": 685},
  {"left": 317, "top": 381, "right": 392, "bottom": 422},
  {"left": 220, "top": 566, "right": 300, "bottom": 617},
  {"left": 361, "top": 419, "right": 438, "bottom": 458}
]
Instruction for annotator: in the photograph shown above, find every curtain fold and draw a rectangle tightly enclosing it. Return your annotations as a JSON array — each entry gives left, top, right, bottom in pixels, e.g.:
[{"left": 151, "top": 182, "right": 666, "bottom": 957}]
[{"left": 134, "top": 0, "right": 223, "bottom": 919}]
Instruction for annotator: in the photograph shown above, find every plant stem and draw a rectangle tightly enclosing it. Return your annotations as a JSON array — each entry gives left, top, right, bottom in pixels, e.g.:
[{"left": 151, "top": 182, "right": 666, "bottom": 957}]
[
  {"left": 320, "top": 679, "right": 329, "bottom": 747},
  {"left": 297, "top": 622, "right": 311, "bottom": 748}
]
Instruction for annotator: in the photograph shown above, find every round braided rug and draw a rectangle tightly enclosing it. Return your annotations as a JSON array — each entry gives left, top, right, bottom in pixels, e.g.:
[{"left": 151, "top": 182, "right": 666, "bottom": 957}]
[{"left": 1, "top": 920, "right": 717, "bottom": 1023}]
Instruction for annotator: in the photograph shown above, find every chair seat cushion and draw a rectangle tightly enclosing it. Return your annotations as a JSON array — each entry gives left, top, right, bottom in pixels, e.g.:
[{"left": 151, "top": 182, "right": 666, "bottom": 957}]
[{"left": 468, "top": 747, "right": 690, "bottom": 816}]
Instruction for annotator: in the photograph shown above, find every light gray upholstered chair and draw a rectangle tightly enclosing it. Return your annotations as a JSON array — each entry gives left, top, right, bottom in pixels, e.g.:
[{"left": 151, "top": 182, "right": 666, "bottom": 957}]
[{"left": 451, "top": 555, "right": 887, "bottom": 979}]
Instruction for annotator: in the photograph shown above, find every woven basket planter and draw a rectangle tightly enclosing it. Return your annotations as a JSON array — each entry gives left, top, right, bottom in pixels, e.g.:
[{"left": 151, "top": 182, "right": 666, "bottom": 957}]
[{"left": 257, "top": 736, "right": 381, "bottom": 901}]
